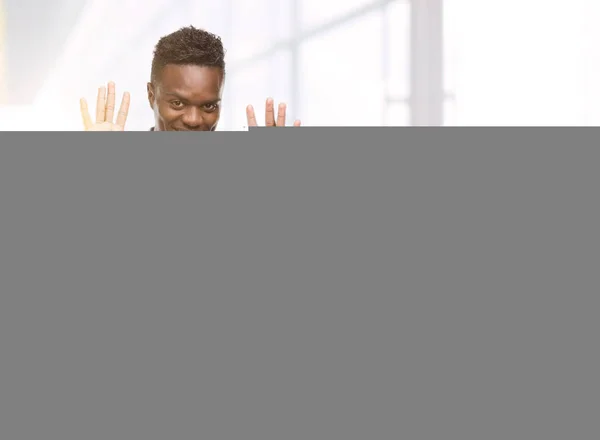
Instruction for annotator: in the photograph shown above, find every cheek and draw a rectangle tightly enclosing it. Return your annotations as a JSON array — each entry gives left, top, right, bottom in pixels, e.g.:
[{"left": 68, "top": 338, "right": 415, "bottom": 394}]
[
  {"left": 157, "top": 102, "right": 180, "bottom": 121},
  {"left": 208, "top": 115, "right": 220, "bottom": 129},
  {"left": 208, "top": 110, "right": 221, "bottom": 123}
]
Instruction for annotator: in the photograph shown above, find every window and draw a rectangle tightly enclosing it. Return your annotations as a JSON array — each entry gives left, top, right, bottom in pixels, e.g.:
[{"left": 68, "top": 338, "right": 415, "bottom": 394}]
[
  {"left": 385, "top": 103, "right": 409, "bottom": 126},
  {"left": 299, "top": 10, "right": 385, "bottom": 126},
  {"left": 30, "top": 0, "right": 413, "bottom": 129},
  {"left": 300, "top": 0, "right": 378, "bottom": 30},
  {"left": 384, "top": 0, "right": 410, "bottom": 100},
  {"left": 224, "top": 51, "right": 294, "bottom": 130},
  {"left": 229, "top": 0, "right": 292, "bottom": 63}
]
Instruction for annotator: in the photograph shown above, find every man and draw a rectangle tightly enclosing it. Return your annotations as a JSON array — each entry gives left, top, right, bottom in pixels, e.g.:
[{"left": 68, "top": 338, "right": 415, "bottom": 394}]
[{"left": 79, "top": 26, "right": 301, "bottom": 131}]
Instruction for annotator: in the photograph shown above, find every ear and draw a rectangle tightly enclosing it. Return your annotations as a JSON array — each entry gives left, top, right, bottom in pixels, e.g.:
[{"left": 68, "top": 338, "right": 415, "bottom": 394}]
[{"left": 147, "top": 82, "right": 155, "bottom": 109}]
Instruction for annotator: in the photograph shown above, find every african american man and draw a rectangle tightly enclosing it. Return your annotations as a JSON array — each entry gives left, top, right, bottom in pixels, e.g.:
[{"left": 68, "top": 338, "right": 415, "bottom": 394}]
[{"left": 79, "top": 26, "right": 301, "bottom": 131}]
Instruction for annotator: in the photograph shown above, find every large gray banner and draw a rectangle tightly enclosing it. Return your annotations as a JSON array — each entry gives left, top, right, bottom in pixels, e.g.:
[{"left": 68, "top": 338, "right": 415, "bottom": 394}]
[{"left": 0, "top": 129, "right": 598, "bottom": 440}]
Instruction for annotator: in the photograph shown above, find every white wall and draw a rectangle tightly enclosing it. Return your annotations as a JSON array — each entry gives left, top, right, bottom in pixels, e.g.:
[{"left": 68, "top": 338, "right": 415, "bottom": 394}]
[
  {"left": 0, "top": 106, "right": 56, "bottom": 130},
  {"left": 444, "top": 0, "right": 600, "bottom": 125}
]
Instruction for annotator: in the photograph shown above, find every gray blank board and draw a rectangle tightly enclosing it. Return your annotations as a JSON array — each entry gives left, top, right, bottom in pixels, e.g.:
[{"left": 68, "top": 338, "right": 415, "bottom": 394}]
[{"left": 0, "top": 129, "right": 598, "bottom": 440}]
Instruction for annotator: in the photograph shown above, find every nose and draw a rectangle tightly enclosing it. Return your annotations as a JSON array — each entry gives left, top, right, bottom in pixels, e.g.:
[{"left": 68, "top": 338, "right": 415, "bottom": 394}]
[{"left": 181, "top": 107, "right": 205, "bottom": 129}]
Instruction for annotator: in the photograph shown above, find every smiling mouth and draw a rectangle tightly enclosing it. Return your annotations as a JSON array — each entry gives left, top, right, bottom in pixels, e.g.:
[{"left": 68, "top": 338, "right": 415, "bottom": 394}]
[{"left": 172, "top": 127, "right": 206, "bottom": 131}]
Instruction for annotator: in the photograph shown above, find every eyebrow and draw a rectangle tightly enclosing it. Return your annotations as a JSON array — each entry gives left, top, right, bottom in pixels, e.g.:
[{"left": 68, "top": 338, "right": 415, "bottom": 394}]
[{"left": 163, "top": 92, "right": 221, "bottom": 104}]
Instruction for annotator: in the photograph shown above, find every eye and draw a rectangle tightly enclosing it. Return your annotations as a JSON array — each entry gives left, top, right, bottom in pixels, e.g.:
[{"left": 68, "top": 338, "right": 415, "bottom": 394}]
[
  {"left": 204, "top": 103, "right": 219, "bottom": 112},
  {"left": 171, "top": 100, "right": 184, "bottom": 109}
]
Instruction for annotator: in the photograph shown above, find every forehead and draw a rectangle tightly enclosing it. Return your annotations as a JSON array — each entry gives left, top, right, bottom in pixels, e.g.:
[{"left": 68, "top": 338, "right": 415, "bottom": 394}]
[{"left": 157, "top": 64, "right": 224, "bottom": 99}]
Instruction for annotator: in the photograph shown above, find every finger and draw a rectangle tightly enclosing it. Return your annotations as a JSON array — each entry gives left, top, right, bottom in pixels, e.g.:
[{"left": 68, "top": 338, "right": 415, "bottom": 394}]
[
  {"left": 115, "top": 92, "right": 131, "bottom": 128},
  {"left": 246, "top": 105, "right": 258, "bottom": 126},
  {"left": 79, "top": 98, "right": 93, "bottom": 130},
  {"left": 105, "top": 81, "right": 116, "bottom": 123},
  {"left": 293, "top": 119, "right": 301, "bottom": 127},
  {"left": 276, "top": 102, "right": 286, "bottom": 127},
  {"left": 96, "top": 86, "right": 107, "bottom": 123},
  {"left": 265, "top": 97, "right": 275, "bottom": 126}
]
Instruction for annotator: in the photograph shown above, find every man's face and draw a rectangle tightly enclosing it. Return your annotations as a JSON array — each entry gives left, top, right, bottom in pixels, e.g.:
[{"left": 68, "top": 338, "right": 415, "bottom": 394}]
[{"left": 147, "top": 64, "right": 224, "bottom": 131}]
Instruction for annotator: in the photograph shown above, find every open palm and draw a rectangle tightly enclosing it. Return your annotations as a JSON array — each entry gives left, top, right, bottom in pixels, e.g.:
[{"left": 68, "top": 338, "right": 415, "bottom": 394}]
[
  {"left": 80, "top": 82, "right": 130, "bottom": 131},
  {"left": 246, "top": 98, "right": 301, "bottom": 127}
]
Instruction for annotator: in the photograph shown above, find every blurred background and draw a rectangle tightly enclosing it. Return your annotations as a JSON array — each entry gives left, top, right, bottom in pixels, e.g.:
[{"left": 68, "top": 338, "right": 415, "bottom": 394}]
[{"left": 1, "top": 0, "right": 600, "bottom": 129}]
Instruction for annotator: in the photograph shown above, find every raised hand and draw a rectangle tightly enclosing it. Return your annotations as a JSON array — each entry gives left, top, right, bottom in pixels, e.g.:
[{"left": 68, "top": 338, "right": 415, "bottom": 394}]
[
  {"left": 246, "top": 98, "right": 301, "bottom": 128},
  {"left": 80, "top": 81, "right": 130, "bottom": 131}
]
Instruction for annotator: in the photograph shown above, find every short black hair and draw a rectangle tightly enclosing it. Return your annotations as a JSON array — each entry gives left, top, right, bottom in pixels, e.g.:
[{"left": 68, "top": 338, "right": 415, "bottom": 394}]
[{"left": 151, "top": 26, "right": 226, "bottom": 84}]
